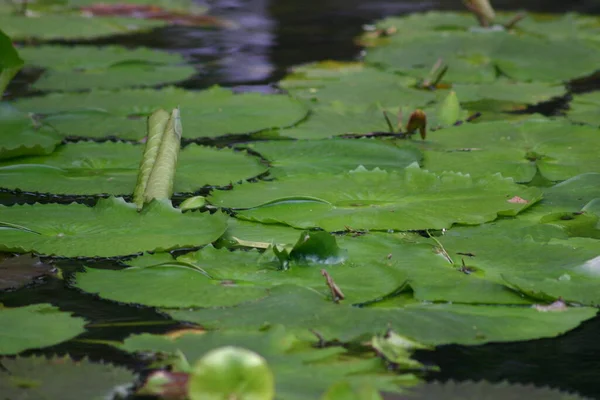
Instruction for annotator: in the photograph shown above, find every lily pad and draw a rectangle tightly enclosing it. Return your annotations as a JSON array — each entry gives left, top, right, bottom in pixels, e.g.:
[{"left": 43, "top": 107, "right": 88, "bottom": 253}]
[
  {"left": 209, "top": 165, "right": 542, "bottom": 231},
  {"left": 247, "top": 139, "right": 421, "bottom": 177},
  {"left": 0, "top": 304, "right": 86, "bottom": 354},
  {"left": 0, "top": 15, "right": 165, "bottom": 40},
  {"left": 0, "top": 197, "right": 228, "bottom": 257},
  {"left": 365, "top": 31, "right": 600, "bottom": 83},
  {"left": 122, "top": 326, "right": 412, "bottom": 400},
  {"left": 13, "top": 86, "right": 309, "bottom": 139},
  {"left": 0, "top": 27, "right": 23, "bottom": 94},
  {"left": 568, "top": 91, "right": 600, "bottom": 126},
  {"left": 0, "top": 142, "right": 267, "bottom": 195},
  {"left": 166, "top": 285, "right": 596, "bottom": 345},
  {"left": 0, "top": 105, "right": 62, "bottom": 160},
  {"left": 0, "top": 356, "right": 135, "bottom": 400},
  {"left": 420, "top": 118, "right": 600, "bottom": 183},
  {"left": 20, "top": 45, "right": 196, "bottom": 91}
]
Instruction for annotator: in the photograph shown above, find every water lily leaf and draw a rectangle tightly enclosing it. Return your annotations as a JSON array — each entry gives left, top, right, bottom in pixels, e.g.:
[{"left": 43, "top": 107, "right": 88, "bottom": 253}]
[
  {"left": 0, "top": 304, "right": 86, "bottom": 354},
  {"left": 434, "top": 223, "right": 600, "bottom": 305},
  {"left": 20, "top": 45, "right": 196, "bottom": 91},
  {"left": 0, "top": 255, "right": 55, "bottom": 291},
  {"left": 0, "top": 142, "right": 266, "bottom": 195},
  {"left": 421, "top": 118, "right": 600, "bottom": 183},
  {"left": 247, "top": 139, "right": 421, "bottom": 177},
  {"left": 166, "top": 285, "right": 596, "bottom": 345},
  {"left": 209, "top": 165, "right": 542, "bottom": 231},
  {"left": 13, "top": 86, "right": 308, "bottom": 139},
  {"left": 122, "top": 326, "right": 412, "bottom": 400},
  {"left": 0, "top": 197, "right": 228, "bottom": 257},
  {"left": 223, "top": 219, "right": 305, "bottom": 248},
  {"left": 0, "top": 15, "right": 165, "bottom": 40},
  {"left": 450, "top": 81, "right": 565, "bottom": 107},
  {"left": 0, "top": 356, "right": 135, "bottom": 400},
  {"left": 0, "top": 28, "right": 23, "bottom": 94},
  {"left": 365, "top": 31, "right": 600, "bottom": 83},
  {"left": 402, "top": 380, "right": 591, "bottom": 400},
  {"left": 284, "top": 68, "right": 435, "bottom": 111},
  {"left": 568, "top": 91, "right": 600, "bottom": 126},
  {"left": 0, "top": 105, "right": 62, "bottom": 160},
  {"left": 279, "top": 60, "right": 366, "bottom": 90}
]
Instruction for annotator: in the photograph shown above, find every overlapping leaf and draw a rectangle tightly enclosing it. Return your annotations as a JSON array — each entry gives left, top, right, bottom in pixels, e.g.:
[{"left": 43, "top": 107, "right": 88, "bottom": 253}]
[
  {"left": 210, "top": 165, "right": 541, "bottom": 231},
  {"left": 0, "top": 197, "right": 228, "bottom": 257},
  {"left": 568, "top": 91, "right": 600, "bottom": 126},
  {"left": 0, "top": 304, "right": 86, "bottom": 354},
  {"left": 13, "top": 86, "right": 308, "bottom": 139},
  {"left": 0, "top": 142, "right": 266, "bottom": 195},
  {"left": 420, "top": 118, "right": 600, "bottom": 183}
]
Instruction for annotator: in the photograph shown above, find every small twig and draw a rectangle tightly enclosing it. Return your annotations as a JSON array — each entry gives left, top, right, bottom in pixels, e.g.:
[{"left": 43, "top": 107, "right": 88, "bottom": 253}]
[
  {"left": 382, "top": 110, "right": 396, "bottom": 134},
  {"left": 504, "top": 12, "right": 527, "bottom": 30},
  {"left": 426, "top": 230, "right": 454, "bottom": 265},
  {"left": 310, "top": 329, "right": 327, "bottom": 348},
  {"left": 321, "top": 269, "right": 345, "bottom": 303}
]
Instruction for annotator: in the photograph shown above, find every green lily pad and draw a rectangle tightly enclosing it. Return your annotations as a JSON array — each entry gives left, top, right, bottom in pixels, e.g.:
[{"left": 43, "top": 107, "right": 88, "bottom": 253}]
[
  {"left": 279, "top": 60, "right": 366, "bottom": 90},
  {"left": 0, "top": 304, "right": 86, "bottom": 355},
  {"left": 0, "top": 27, "right": 23, "bottom": 94},
  {"left": 209, "top": 165, "right": 542, "bottom": 232},
  {"left": 365, "top": 31, "right": 600, "bottom": 84},
  {"left": 568, "top": 91, "right": 600, "bottom": 126},
  {"left": 420, "top": 118, "right": 600, "bottom": 183},
  {"left": 12, "top": 86, "right": 309, "bottom": 139},
  {"left": 0, "top": 15, "right": 165, "bottom": 40},
  {"left": 122, "top": 326, "right": 414, "bottom": 400},
  {"left": 167, "top": 285, "right": 596, "bottom": 345},
  {"left": 0, "top": 105, "right": 62, "bottom": 160},
  {"left": 0, "top": 356, "right": 135, "bottom": 400},
  {"left": 247, "top": 139, "right": 421, "bottom": 177},
  {"left": 20, "top": 45, "right": 196, "bottom": 91},
  {"left": 0, "top": 142, "right": 266, "bottom": 195},
  {"left": 0, "top": 197, "right": 228, "bottom": 257}
]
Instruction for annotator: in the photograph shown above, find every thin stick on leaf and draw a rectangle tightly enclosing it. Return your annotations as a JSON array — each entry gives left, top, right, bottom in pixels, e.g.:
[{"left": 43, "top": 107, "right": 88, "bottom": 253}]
[{"left": 321, "top": 269, "right": 345, "bottom": 303}]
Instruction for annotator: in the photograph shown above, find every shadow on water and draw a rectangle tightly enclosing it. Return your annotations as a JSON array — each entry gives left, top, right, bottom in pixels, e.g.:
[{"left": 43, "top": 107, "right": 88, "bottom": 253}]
[{"left": 3, "top": 0, "right": 600, "bottom": 398}]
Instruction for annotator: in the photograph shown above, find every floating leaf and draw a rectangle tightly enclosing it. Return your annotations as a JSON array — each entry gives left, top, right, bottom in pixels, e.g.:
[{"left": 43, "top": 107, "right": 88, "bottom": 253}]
[
  {"left": 210, "top": 165, "right": 541, "bottom": 231},
  {"left": 421, "top": 118, "right": 600, "bottom": 183},
  {"left": 0, "top": 356, "right": 135, "bottom": 400},
  {"left": 568, "top": 91, "right": 600, "bottom": 127},
  {"left": 122, "top": 326, "right": 412, "bottom": 399},
  {"left": 0, "top": 197, "right": 228, "bottom": 257},
  {"left": 20, "top": 45, "right": 196, "bottom": 91},
  {"left": 13, "top": 86, "right": 308, "bottom": 139},
  {"left": 0, "top": 142, "right": 266, "bottom": 195},
  {"left": 0, "top": 105, "right": 61, "bottom": 160},
  {"left": 0, "top": 304, "right": 86, "bottom": 354},
  {"left": 166, "top": 285, "right": 596, "bottom": 344},
  {"left": 365, "top": 32, "right": 600, "bottom": 83},
  {"left": 248, "top": 139, "right": 421, "bottom": 177},
  {"left": 0, "top": 28, "right": 23, "bottom": 94},
  {"left": 0, "top": 15, "right": 165, "bottom": 40}
]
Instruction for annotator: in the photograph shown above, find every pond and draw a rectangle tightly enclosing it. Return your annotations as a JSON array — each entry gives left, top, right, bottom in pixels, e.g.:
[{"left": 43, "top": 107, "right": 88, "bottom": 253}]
[{"left": 1, "top": 0, "right": 600, "bottom": 399}]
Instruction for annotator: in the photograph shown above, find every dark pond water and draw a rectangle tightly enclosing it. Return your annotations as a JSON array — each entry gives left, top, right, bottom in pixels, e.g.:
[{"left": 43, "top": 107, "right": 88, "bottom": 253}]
[{"left": 3, "top": 0, "right": 600, "bottom": 398}]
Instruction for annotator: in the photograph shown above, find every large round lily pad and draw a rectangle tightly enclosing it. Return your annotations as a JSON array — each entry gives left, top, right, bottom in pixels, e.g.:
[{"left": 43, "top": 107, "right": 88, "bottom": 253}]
[
  {"left": 365, "top": 31, "right": 600, "bottom": 83},
  {"left": 247, "top": 139, "right": 421, "bottom": 177},
  {"left": 0, "top": 142, "right": 266, "bottom": 195},
  {"left": 209, "top": 165, "right": 542, "bottom": 231},
  {"left": 20, "top": 45, "right": 196, "bottom": 91},
  {"left": 0, "top": 197, "right": 228, "bottom": 257},
  {"left": 13, "top": 86, "right": 309, "bottom": 139},
  {"left": 420, "top": 118, "right": 600, "bottom": 183},
  {"left": 0, "top": 304, "right": 86, "bottom": 355}
]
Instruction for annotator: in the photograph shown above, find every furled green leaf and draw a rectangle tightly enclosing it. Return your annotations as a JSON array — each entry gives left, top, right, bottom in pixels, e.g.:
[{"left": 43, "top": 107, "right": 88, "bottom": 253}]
[
  {"left": 210, "top": 165, "right": 542, "bottom": 231},
  {"left": 365, "top": 31, "right": 600, "bottom": 83},
  {"left": 122, "top": 326, "right": 413, "bottom": 400},
  {"left": 166, "top": 285, "right": 596, "bottom": 344},
  {"left": 0, "top": 28, "right": 23, "bottom": 95},
  {"left": 0, "top": 142, "right": 266, "bottom": 195},
  {"left": 436, "top": 91, "right": 462, "bottom": 126},
  {"left": 247, "top": 139, "right": 421, "bottom": 177},
  {"left": 0, "top": 197, "right": 228, "bottom": 257},
  {"left": 13, "top": 86, "right": 308, "bottom": 139},
  {"left": 0, "top": 356, "right": 135, "bottom": 400},
  {"left": 0, "top": 304, "right": 86, "bottom": 354},
  {"left": 420, "top": 118, "right": 600, "bottom": 183},
  {"left": 0, "top": 15, "right": 165, "bottom": 40},
  {"left": 0, "top": 105, "right": 62, "bottom": 160}
]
